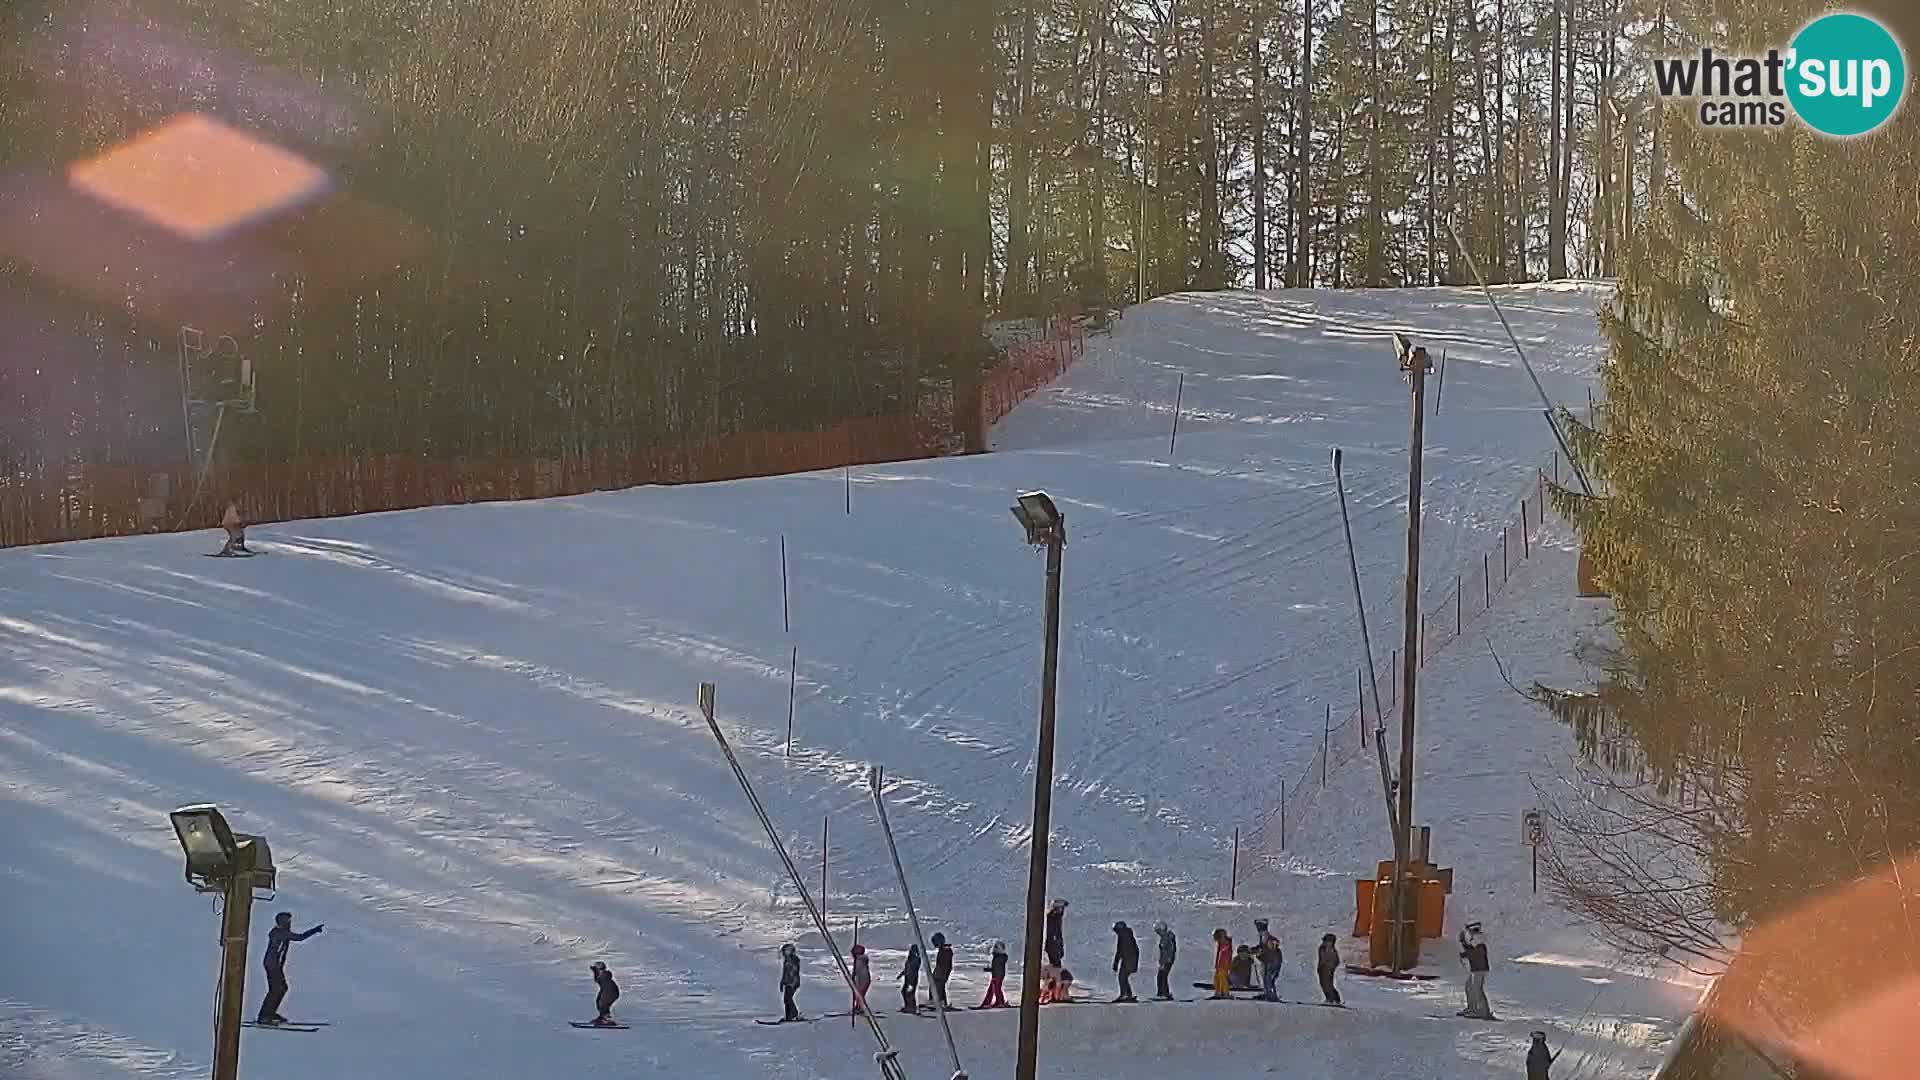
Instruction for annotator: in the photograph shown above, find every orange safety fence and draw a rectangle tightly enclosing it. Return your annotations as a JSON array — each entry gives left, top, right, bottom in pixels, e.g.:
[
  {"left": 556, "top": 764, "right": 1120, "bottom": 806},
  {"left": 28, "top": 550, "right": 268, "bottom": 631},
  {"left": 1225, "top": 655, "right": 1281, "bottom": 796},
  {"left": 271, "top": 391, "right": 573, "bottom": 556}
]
[{"left": 979, "top": 310, "right": 1088, "bottom": 433}]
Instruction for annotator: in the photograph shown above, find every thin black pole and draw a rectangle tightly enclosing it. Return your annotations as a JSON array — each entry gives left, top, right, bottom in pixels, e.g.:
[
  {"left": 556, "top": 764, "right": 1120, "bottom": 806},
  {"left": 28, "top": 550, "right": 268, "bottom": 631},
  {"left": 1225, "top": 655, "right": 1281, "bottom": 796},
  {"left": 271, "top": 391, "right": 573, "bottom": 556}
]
[
  {"left": 786, "top": 647, "right": 797, "bottom": 757},
  {"left": 1169, "top": 373, "right": 1185, "bottom": 458},
  {"left": 846, "top": 465, "right": 852, "bottom": 515},
  {"left": 1331, "top": 448, "right": 1398, "bottom": 845},
  {"left": 1433, "top": 349, "right": 1448, "bottom": 415},
  {"left": 1323, "top": 703, "right": 1330, "bottom": 786},
  {"left": 822, "top": 815, "right": 829, "bottom": 928},
  {"left": 780, "top": 535, "right": 791, "bottom": 634},
  {"left": 1230, "top": 827, "right": 1239, "bottom": 899}
]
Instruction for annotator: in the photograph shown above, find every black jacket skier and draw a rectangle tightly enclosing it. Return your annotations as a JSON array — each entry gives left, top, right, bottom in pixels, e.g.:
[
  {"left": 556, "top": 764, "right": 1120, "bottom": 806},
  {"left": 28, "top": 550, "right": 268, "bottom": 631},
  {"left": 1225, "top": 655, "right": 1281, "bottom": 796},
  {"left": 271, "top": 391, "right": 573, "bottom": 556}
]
[
  {"left": 590, "top": 962, "right": 621, "bottom": 1024},
  {"left": 900, "top": 943, "right": 922, "bottom": 1012},
  {"left": 930, "top": 933, "right": 954, "bottom": 1006},
  {"left": 257, "top": 912, "right": 322, "bottom": 1024},
  {"left": 779, "top": 943, "right": 802, "bottom": 1021},
  {"left": 1111, "top": 922, "right": 1140, "bottom": 1001},
  {"left": 1528, "top": 1032, "right": 1558, "bottom": 1079},
  {"left": 1044, "top": 899, "right": 1068, "bottom": 966},
  {"left": 1152, "top": 922, "right": 1176, "bottom": 1000},
  {"left": 1316, "top": 934, "right": 1342, "bottom": 1005}
]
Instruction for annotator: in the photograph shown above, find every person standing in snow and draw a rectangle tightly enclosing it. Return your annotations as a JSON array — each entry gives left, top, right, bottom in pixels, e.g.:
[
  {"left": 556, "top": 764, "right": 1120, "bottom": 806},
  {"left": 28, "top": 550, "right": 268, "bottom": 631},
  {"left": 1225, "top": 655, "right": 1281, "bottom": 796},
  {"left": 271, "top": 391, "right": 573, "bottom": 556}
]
[
  {"left": 779, "top": 943, "right": 803, "bottom": 1021},
  {"left": 979, "top": 940, "right": 1009, "bottom": 1008},
  {"left": 929, "top": 933, "right": 954, "bottom": 1008},
  {"left": 588, "top": 961, "right": 621, "bottom": 1025},
  {"left": 256, "top": 911, "right": 322, "bottom": 1025},
  {"left": 850, "top": 944, "right": 873, "bottom": 1015},
  {"left": 1152, "top": 922, "right": 1176, "bottom": 1000},
  {"left": 1527, "top": 1031, "right": 1559, "bottom": 1079},
  {"left": 1251, "top": 918, "right": 1282, "bottom": 1001},
  {"left": 899, "top": 943, "right": 922, "bottom": 1013},
  {"left": 1316, "top": 934, "right": 1342, "bottom": 1005},
  {"left": 1457, "top": 921, "right": 1497, "bottom": 1019},
  {"left": 1044, "top": 898, "right": 1069, "bottom": 968},
  {"left": 1110, "top": 921, "right": 1140, "bottom": 1002},
  {"left": 1210, "top": 928, "right": 1232, "bottom": 999}
]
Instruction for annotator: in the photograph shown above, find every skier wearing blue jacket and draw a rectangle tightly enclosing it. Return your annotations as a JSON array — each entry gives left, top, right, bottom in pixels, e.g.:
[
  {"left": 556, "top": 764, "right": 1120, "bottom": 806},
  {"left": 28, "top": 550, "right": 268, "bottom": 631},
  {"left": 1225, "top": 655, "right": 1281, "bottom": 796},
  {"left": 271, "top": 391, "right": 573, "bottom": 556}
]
[{"left": 1153, "top": 922, "right": 1177, "bottom": 1000}]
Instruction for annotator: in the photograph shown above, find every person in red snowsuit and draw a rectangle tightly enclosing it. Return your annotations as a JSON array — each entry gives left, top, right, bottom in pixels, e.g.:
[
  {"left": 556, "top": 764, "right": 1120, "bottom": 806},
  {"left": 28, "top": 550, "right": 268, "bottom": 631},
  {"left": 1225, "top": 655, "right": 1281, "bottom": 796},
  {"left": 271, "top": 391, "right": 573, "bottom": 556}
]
[{"left": 979, "top": 941, "right": 1009, "bottom": 1008}]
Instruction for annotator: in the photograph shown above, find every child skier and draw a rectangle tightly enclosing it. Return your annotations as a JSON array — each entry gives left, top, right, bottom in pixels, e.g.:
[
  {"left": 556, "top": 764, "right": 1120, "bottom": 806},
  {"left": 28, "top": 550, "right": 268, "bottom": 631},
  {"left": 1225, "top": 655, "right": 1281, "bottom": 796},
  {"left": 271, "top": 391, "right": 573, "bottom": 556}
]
[
  {"left": 899, "top": 943, "right": 922, "bottom": 1013},
  {"left": 589, "top": 961, "right": 621, "bottom": 1026},
  {"left": 1251, "top": 918, "right": 1282, "bottom": 1001},
  {"left": 1044, "top": 898, "right": 1069, "bottom": 967},
  {"left": 779, "top": 943, "right": 802, "bottom": 1021},
  {"left": 1528, "top": 1031, "right": 1560, "bottom": 1079},
  {"left": 1457, "top": 921, "right": 1496, "bottom": 1019},
  {"left": 1152, "top": 921, "right": 1176, "bottom": 1000},
  {"left": 1210, "top": 928, "right": 1232, "bottom": 999},
  {"left": 979, "top": 940, "right": 1009, "bottom": 1008},
  {"left": 850, "top": 944, "right": 873, "bottom": 1015},
  {"left": 930, "top": 932, "right": 954, "bottom": 1008},
  {"left": 1229, "top": 944, "right": 1256, "bottom": 990},
  {"left": 256, "top": 911, "right": 323, "bottom": 1024},
  {"left": 1110, "top": 921, "right": 1140, "bottom": 1002},
  {"left": 1316, "top": 934, "right": 1342, "bottom": 1005}
]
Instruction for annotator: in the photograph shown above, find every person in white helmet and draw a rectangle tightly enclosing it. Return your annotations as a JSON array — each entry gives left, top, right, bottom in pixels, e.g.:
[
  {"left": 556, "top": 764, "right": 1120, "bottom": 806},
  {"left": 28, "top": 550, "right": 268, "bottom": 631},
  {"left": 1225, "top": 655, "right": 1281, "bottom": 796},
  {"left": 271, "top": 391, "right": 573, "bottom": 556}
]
[
  {"left": 978, "top": 940, "right": 1009, "bottom": 1008},
  {"left": 1457, "top": 922, "right": 1497, "bottom": 1019},
  {"left": 1152, "top": 922, "right": 1176, "bottom": 1000}
]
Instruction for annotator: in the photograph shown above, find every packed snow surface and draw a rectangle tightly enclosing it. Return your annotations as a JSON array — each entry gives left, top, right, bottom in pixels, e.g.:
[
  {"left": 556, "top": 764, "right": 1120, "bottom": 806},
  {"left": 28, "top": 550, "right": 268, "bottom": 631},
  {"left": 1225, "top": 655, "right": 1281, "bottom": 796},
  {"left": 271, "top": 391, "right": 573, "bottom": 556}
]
[{"left": 1, "top": 282, "right": 1699, "bottom": 1079}]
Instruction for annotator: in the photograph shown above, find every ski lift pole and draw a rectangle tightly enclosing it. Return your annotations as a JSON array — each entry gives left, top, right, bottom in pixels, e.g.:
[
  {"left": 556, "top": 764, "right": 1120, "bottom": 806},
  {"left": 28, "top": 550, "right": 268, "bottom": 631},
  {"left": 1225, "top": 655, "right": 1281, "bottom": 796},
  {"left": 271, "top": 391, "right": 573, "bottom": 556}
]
[
  {"left": 868, "top": 766, "right": 967, "bottom": 1080},
  {"left": 697, "top": 684, "right": 909, "bottom": 1080}
]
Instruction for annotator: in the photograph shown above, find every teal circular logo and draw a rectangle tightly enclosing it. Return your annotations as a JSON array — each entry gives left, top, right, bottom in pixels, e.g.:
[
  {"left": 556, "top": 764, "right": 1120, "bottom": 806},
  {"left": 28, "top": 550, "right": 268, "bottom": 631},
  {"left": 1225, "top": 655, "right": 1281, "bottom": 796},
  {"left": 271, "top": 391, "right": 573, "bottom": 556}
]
[{"left": 1786, "top": 13, "right": 1906, "bottom": 137}]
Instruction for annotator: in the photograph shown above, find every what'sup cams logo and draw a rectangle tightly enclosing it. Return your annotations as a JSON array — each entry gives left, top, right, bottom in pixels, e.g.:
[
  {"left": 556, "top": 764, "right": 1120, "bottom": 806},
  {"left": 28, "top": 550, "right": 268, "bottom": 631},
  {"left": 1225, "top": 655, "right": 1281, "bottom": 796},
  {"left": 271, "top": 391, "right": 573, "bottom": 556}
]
[{"left": 1652, "top": 12, "right": 1907, "bottom": 137}]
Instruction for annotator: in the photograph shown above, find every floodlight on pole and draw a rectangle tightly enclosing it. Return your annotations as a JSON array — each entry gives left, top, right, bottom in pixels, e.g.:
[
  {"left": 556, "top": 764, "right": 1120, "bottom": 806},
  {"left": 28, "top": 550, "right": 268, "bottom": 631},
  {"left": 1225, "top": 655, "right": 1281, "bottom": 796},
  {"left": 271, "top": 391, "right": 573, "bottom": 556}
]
[
  {"left": 1010, "top": 489, "right": 1065, "bottom": 1080},
  {"left": 170, "top": 804, "right": 275, "bottom": 1080}
]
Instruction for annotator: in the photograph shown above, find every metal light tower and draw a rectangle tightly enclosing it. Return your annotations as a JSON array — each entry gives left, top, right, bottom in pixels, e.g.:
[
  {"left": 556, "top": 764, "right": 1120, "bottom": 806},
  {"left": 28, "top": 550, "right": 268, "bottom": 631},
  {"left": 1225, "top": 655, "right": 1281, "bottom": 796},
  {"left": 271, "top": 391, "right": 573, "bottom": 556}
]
[
  {"left": 1009, "top": 491, "right": 1065, "bottom": 1080},
  {"left": 169, "top": 805, "right": 275, "bottom": 1080}
]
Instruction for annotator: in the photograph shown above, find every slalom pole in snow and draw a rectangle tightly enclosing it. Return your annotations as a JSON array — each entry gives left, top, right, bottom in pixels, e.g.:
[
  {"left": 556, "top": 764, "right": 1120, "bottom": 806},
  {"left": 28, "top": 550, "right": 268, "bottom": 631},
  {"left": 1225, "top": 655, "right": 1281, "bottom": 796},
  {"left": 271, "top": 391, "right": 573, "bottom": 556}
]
[
  {"left": 1332, "top": 448, "right": 1400, "bottom": 844},
  {"left": 696, "top": 684, "right": 909, "bottom": 1080},
  {"left": 867, "top": 766, "right": 967, "bottom": 1080}
]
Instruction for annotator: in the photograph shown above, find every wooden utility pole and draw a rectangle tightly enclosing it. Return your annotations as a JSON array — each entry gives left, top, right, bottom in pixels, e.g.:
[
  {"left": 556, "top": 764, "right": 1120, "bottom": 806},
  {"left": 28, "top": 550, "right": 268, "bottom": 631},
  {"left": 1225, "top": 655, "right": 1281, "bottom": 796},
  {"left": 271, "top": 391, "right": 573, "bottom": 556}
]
[
  {"left": 1391, "top": 334, "right": 1433, "bottom": 973},
  {"left": 213, "top": 842, "right": 257, "bottom": 1080}
]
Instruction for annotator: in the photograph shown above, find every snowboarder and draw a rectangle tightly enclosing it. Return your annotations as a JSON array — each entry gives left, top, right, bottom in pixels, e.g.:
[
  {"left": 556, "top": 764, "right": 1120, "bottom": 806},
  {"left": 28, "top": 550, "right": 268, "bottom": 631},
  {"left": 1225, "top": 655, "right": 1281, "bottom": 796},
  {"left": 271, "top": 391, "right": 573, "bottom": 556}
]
[
  {"left": 899, "top": 943, "right": 922, "bottom": 1013},
  {"left": 1152, "top": 922, "right": 1176, "bottom": 1000},
  {"left": 1229, "top": 945, "right": 1256, "bottom": 990},
  {"left": 256, "top": 911, "right": 322, "bottom": 1024},
  {"left": 979, "top": 940, "right": 1009, "bottom": 1008},
  {"left": 1210, "top": 928, "right": 1232, "bottom": 999},
  {"left": 779, "top": 943, "right": 802, "bottom": 1021},
  {"left": 1251, "top": 918, "right": 1282, "bottom": 1001},
  {"left": 1044, "top": 898, "right": 1069, "bottom": 967},
  {"left": 929, "top": 932, "right": 954, "bottom": 1008},
  {"left": 1316, "top": 934, "right": 1342, "bottom": 1005},
  {"left": 220, "top": 503, "right": 250, "bottom": 555},
  {"left": 1110, "top": 921, "right": 1139, "bottom": 1002},
  {"left": 588, "top": 961, "right": 621, "bottom": 1026},
  {"left": 1457, "top": 921, "right": 1497, "bottom": 1019},
  {"left": 1528, "top": 1031, "right": 1559, "bottom": 1079},
  {"left": 850, "top": 944, "right": 873, "bottom": 1015}
]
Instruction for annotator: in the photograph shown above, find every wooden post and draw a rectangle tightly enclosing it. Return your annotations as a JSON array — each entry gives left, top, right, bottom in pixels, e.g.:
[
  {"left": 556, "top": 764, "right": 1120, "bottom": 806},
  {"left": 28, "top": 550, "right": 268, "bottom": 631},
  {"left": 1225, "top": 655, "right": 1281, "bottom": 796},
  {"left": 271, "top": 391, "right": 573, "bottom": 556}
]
[
  {"left": 780, "top": 534, "right": 791, "bottom": 634},
  {"left": 786, "top": 647, "right": 797, "bottom": 756},
  {"left": 1169, "top": 373, "right": 1186, "bottom": 458},
  {"left": 1390, "top": 339, "right": 1433, "bottom": 974},
  {"left": 1230, "top": 827, "right": 1239, "bottom": 899}
]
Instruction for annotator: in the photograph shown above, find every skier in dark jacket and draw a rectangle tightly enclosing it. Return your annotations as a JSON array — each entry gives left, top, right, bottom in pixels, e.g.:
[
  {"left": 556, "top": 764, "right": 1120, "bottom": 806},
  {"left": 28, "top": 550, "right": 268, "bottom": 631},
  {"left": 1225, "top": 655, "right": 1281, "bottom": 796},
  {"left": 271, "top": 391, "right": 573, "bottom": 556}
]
[
  {"left": 1152, "top": 921, "right": 1176, "bottom": 1000},
  {"left": 1458, "top": 922, "right": 1496, "bottom": 1019},
  {"left": 589, "top": 961, "right": 621, "bottom": 1025},
  {"left": 1110, "top": 921, "right": 1140, "bottom": 1002},
  {"left": 256, "top": 911, "right": 323, "bottom": 1024},
  {"left": 979, "top": 940, "right": 1009, "bottom": 1008},
  {"left": 930, "top": 933, "right": 954, "bottom": 1007},
  {"left": 1316, "top": 934, "right": 1342, "bottom": 1005},
  {"left": 1527, "top": 1031, "right": 1559, "bottom": 1079},
  {"left": 779, "top": 943, "right": 802, "bottom": 1021},
  {"left": 899, "top": 943, "right": 922, "bottom": 1013},
  {"left": 1251, "top": 918, "right": 1282, "bottom": 1001},
  {"left": 1044, "top": 898, "right": 1069, "bottom": 967}
]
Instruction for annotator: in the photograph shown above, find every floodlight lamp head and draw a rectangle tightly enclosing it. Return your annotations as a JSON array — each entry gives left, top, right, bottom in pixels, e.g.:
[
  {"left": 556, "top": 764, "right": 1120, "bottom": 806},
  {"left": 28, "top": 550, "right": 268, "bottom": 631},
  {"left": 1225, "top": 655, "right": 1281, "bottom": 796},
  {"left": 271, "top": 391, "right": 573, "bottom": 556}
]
[
  {"left": 1010, "top": 490, "right": 1064, "bottom": 546},
  {"left": 170, "top": 804, "right": 237, "bottom": 888}
]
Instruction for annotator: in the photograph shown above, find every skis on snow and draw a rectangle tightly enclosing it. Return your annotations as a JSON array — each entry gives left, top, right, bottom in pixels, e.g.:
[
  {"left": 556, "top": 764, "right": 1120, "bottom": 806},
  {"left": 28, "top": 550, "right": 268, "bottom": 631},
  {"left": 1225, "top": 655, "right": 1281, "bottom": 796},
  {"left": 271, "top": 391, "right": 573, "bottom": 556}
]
[{"left": 243, "top": 1021, "right": 321, "bottom": 1032}]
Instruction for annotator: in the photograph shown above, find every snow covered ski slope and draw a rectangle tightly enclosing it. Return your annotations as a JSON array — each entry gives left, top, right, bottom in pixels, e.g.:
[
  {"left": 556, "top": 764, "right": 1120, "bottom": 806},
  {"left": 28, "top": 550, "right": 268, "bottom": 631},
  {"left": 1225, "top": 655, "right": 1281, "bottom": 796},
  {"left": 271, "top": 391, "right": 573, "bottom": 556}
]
[{"left": 2, "top": 282, "right": 1697, "bottom": 1079}]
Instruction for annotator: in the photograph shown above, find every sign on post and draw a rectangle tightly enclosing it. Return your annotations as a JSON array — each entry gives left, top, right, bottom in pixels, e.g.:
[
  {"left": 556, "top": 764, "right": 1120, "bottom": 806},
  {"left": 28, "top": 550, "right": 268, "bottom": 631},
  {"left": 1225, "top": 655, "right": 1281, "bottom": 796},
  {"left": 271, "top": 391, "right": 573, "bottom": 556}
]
[{"left": 1523, "top": 810, "right": 1545, "bottom": 893}]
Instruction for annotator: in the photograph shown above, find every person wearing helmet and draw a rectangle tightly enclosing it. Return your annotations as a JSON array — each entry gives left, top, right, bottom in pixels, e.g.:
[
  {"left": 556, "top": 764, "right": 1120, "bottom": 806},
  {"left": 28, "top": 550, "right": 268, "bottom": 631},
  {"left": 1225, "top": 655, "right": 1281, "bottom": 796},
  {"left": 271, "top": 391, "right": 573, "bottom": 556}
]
[
  {"left": 1044, "top": 899, "right": 1069, "bottom": 968},
  {"left": 899, "top": 942, "right": 922, "bottom": 1013},
  {"left": 1527, "top": 1031, "right": 1559, "bottom": 1079},
  {"left": 1110, "top": 921, "right": 1140, "bottom": 1002},
  {"left": 1210, "top": 928, "right": 1232, "bottom": 999},
  {"left": 779, "top": 943, "right": 802, "bottom": 1021},
  {"left": 1457, "top": 921, "right": 1496, "bottom": 1019},
  {"left": 256, "top": 911, "right": 323, "bottom": 1025},
  {"left": 929, "top": 932, "right": 954, "bottom": 1008},
  {"left": 850, "top": 944, "right": 873, "bottom": 1015},
  {"left": 1152, "top": 921, "right": 1177, "bottom": 1000},
  {"left": 1316, "top": 933, "right": 1343, "bottom": 1005},
  {"left": 588, "top": 961, "right": 621, "bottom": 1026},
  {"left": 979, "top": 940, "right": 1009, "bottom": 1008},
  {"left": 1251, "top": 918, "right": 1282, "bottom": 1001}
]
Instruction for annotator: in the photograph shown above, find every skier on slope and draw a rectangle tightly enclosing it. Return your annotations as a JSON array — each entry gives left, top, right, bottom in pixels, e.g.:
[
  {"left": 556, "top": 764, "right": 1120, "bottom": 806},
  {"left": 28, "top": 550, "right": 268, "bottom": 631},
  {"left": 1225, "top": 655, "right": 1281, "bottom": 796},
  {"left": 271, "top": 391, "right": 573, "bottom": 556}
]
[
  {"left": 220, "top": 503, "right": 250, "bottom": 556},
  {"left": 979, "top": 940, "right": 1009, "bottom": 1008},
  {"left": 1527, "top": 1031, "right": 1560, "bottom": 1079},
  {"left": 850, "top": 944, "right": 873, "bottom": 1015},
  {"left": 1152, "top": 922, "right": 1176, "bottom": 1000},
  {"left": 257, "top": 911, "right": 323, "bottom": 1024},
  {"left": 779, "top": 943, "right": 803, "bottom": 1022},
  {"left": 1110, "top": 921, "right": 1140, "bottom": 1002},
  {"left": 1251, "top": 918, "right": 1283, "bottom": 1001},
  {"left": 588, "top": 961, "right": 621, "bottom": 1026},
  {"left": 929, "top": 933, "right": 954, "bottom": 1008},
  {"left": 1209, "top": 928, "right": 1232, "bottom": 999},
  {"left": 1457, "top": 921, "right": 1497, "bottom": 1019},
  {"left": 1229, "top": 944, "right": 1256, "bottom": 990},
  {"left": 1316, "top": 934, "right": 1343, "bottom": 1005},
  {"left": 1044, "top": 898, "right": 1069, "bottom": 968},
  {"left": 899, "top": 943, "right": 922, "bottom": 1013}
]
